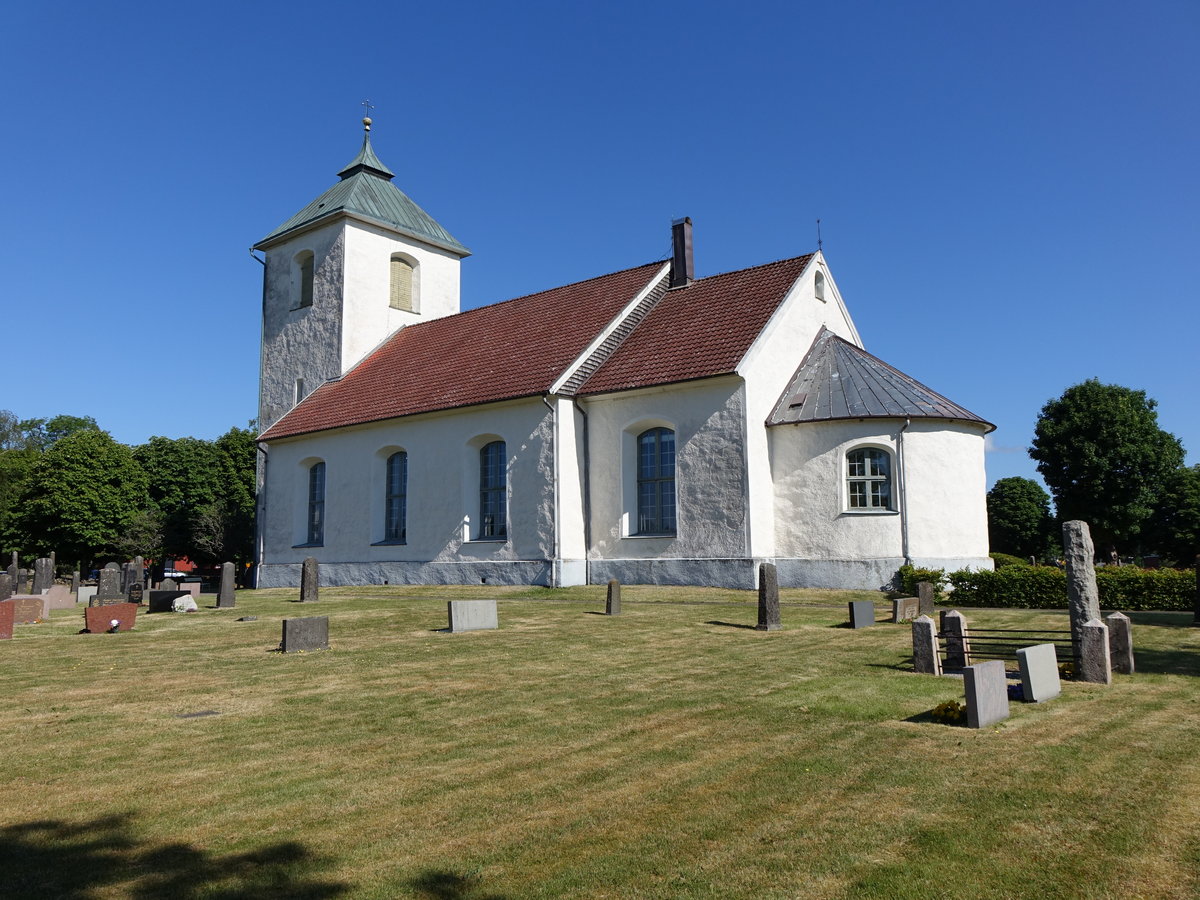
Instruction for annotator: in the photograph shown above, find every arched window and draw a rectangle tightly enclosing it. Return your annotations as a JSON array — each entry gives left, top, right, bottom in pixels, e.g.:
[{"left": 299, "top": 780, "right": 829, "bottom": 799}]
[
  {"left": 814, "top": 270, "right": 826, "bottom": 302},
  {"left": 307, "top": 461, "right": 326, "bottom": 544},
  {"left": 637, "top": 427, "right": 676, "bottom": 535},
  {"left": 390, "top": 255, "right": 414, "bottom": 311},
  {"left": 479, "top": 441, "right": 507, "bottom": 539},
  {"left": 296, "top": 251, "right": 314, "bottom": 309},
  {"left": 385, "top": 451, "right": 407, "bottom": 542},
  {"left": 846, "top": 448, "right": 891, "bottom": 511}
]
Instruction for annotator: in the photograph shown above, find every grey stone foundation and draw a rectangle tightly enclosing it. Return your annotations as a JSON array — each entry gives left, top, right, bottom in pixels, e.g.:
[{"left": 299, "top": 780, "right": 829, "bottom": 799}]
[{"left": 258, "top": 559, "right": 553, "bottom": 588}]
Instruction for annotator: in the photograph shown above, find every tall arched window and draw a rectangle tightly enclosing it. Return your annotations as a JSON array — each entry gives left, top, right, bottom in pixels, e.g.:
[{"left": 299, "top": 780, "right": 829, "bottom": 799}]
[
  {"left": 385, "top": 451, "right": 407, "bottom": 542},
  {"left": 307, "top": 461, "right": 326, "bottom": 544},
  {"left": 637, "top": 427, "right": 676, "bottom": 535},
  {"left": 479, "top": 441, "right": 507, "bottom": 539},
  {"left": 296, "top": 251, "right": 314, "bottom": 309},
  {"left": 846, "top": 448, "right": 891, "bottom": 510},
  {"left": 814, "top": 270, "right": 826, "bottom": 302},
  {"left": 390, "top": 255, "right": 413, "bottom": 311}
]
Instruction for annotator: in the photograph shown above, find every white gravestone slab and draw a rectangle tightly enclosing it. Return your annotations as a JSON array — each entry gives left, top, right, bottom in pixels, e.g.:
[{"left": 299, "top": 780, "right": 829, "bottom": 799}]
[
  {"left": 448, "top": 599, "right": 498, "bottom": 633},
  {"left": 1016, "top": 643, "right": 1061, "bottom": 703},
  {"left": 77, "top": 586, "right": 98, "bottom": 605},
  {"left": 963, "top": 659, "right": 1010, "bottom": 728}
]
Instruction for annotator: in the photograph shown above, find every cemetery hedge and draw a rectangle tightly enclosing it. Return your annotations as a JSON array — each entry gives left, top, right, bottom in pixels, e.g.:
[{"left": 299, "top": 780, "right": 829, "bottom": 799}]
[{"left": 944, "top": 565, "right": 1195, "bottom": 610}]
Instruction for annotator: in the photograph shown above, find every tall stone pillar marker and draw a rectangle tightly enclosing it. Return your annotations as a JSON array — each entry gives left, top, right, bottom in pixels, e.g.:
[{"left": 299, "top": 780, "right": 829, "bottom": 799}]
[
  {"left": 217, "top": 562, "right": 237, "bottom": 608},
  {"left": 605, "top": 579, "right": 620, "bottom": 616},
  {"left": 1079, "top": 618, "right": 1113, "bottom": 685},
  {"left": 0, "top": 573, "right": 12, "bottom": 603},
  {"left": 300, "top": 557, "right": 319, "bottom": 603},
  {"left": 1062, "top": 520, "right": 1101, "bottom": 655},
  {"left": 917, "top": 581, "right": 936, "bottom": 617},
  {"left": 1106, "top": 612, "right": 1134, "bottom": 675},
  {"left": 911, "top": 615, "right": 942, "bottom": 675},
  {"left": 71, "top": 571, "right": 80, "bottom": 596},
  {"left": 32, "top": 558, "right": 53, "bottom": 594},
  {"left": 943, "top": 610, "right": 971, "bottom": 671},
  {"left": 756, "top": 562, "right": 781, "bottom": 631}
]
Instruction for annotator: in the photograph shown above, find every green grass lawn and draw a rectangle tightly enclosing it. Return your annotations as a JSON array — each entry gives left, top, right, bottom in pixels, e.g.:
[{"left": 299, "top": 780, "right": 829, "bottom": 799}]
[{"left": 2, "top": 585, "right": 1198, "bottom": 899}]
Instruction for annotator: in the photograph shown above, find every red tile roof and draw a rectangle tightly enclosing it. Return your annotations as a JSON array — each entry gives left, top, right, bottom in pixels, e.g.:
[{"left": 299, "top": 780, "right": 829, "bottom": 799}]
[
  {"left": 576, "top": 254, "right": 813, "bottom": 395},
  {"left": 260, "top": 262, "right": 664, "bottom": 440}
]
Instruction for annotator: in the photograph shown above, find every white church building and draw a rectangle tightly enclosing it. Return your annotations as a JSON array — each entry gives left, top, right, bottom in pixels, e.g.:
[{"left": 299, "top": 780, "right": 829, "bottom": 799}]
[{"left": 253, "top": 122, "right": 994, "bottom": 590}]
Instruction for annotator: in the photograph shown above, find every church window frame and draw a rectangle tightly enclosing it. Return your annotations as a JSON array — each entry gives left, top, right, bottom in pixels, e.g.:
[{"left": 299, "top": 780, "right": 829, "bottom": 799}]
[
  {"left": 845, "top": 446, "right": 893, "bottom": 513},
  {"left": 306, "top": 461, "right": 326, "bottom": 545},
  {"left": 636, "top": 427, "right": 676, "bottom": 536},
  {"left": 478, "top": 440, "right": 507, "bottom": 540},
  {"left": 383, "top": 451, "right": 407, "bottom": 543},
  {"left": 294, "top": 250, "right": 315, "bottom": 310}
]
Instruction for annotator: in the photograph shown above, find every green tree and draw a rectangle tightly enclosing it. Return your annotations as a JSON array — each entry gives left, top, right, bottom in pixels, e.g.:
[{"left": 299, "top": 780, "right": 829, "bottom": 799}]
[
  {"left": 987, "top": 477, "right": 1056, "bottom": 560},
  {"left": 1029, "top": 379, "right": 1185, "bottom": 558},
  {"left": 1143, "top": 464, "right": 1200, "bottom": 566},
  {"left": 12, "top": 429, "right": 149, "bottom": 565},
  {"left": 133, "top": 436, "right": 221, "bottom": 561}
]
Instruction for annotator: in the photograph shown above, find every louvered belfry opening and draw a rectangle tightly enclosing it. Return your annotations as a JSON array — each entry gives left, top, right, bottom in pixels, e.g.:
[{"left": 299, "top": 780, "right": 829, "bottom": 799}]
[{"left": 670, "top": 217, "right": 693, "bottom": 288}]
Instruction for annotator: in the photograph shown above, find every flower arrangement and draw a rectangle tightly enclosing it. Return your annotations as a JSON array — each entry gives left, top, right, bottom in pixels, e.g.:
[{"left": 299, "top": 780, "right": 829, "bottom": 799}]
[{"left": 930, "top": 699, "right": 966, "bottom": 725}]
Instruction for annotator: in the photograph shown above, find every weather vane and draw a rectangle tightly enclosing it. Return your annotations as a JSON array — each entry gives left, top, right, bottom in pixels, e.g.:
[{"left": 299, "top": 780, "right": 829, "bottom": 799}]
[{"left": 361, "top": 99, "right": 375, "bottom": 131}]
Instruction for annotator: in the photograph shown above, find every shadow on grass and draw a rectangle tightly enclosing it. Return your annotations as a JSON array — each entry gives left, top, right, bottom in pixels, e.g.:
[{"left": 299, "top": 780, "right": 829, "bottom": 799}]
[
  {"left": 704, "top": 620, "right": 758, "bottom": 630},
  {"left": 0, "top": 813, "right": 349, "bottom": 899},
  {"left": 1130, "top": 647, "right": 1200, "bottom": 677},
  {"left": 407, "top": 869, "right": 509, "bottom": 899}
]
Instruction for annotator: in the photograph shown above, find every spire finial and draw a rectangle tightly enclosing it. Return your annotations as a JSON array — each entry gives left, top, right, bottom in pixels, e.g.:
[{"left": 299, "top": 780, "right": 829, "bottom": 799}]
[{"left": 361, "top": 99, "right": 375, "bottom": 132}]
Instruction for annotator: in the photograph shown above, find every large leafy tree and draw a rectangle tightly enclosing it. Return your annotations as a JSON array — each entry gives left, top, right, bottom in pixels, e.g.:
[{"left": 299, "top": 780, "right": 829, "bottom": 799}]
[
  {"left": 1029, "top": 379, "right": 1184, "bottom": 557},
  {"left": 1143, "top": 464, "right": 1200, "bottom": 566},
  {"left": 191, "top": 426, "right": 258, "bottom": 567},
  {"left": 12, "top": 428, "right": 149, "bottom": 565},
  {"left": 133, "top": 436, "right": 222, "bottom": 561},
  {"left": 987, "top": 477, "right": 1056, "bottom": 560}
]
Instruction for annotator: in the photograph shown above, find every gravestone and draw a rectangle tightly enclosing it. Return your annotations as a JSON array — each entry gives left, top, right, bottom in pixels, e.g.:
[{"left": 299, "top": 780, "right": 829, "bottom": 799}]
[
  {"left": 0, "top": 600, "right": 13, "bottom": 640},
  {"left": 127, "top": 582, "right": 144, "bottom": 605},
  {"left": 848, "top": 600, "right": 875, "bottom": 629},
  {"left": 77, "top": 586, "right": 98, "bottom": 606},
  {"left": 71, "top": 571, "right": 80, "bottom": 596},
  {"left": 44, "top": 584, "right": 74, "bottom": 610},
  {"left": 300, "top": 557, "right": 319, "bottom": 603},
  {"left": 178, "top": 582, "right": 201, "bottom": 598},
  {"left": 1016, "top": 643, "right": 1061, "bottom": 702},
  {"left": 0, "top": 573, "right": 11, "bottom": 602},
  {"left": 18, "top": 568, "right": 30, "bottom": 593},
  {"left": 6, "top": 561, "right": 17, "bottom": 591},
  {"left": 892, "top": 596, "right": 918, "bottom": 623},
  {"left": 84, "top": 603, "right": 137, "bottom": 633},
  {"left": 1078, "top": 618, "right": 1112, "bottom": 685},
  {"left": 1062, "top": 520, "right": 1101, "bottom": 653},
  {"left": 756, "top": 563, "right": 780, "bottom": 631},
  {"left": 942, "top": 610, "right": 971, "bottom": 670},
  {"left": 911, "top": 615, "right": 942, "bottom": 675},
  {"left": 32, "top": 557, "right": 53, "bottom": 594},
  {"left": 917, "top": 581, "right": 936, "bottom": 617},
  {"left": 148, "top": 591, "right": 189, "bottom": 613},
  {"left": 447, "top": 599, "right": 498, "bottom": 633},
  {"left": 160, "top": 577, "right": 178, "bottom": 591},
  {"left": 217, "top": 562, "right": 236, "bottom": 608},
  {"left": 93, "top": 564, "right": 123, "bottom": 606},
  {"left": 963, "top": 659, "right": 1010, "bottom": 728},
  {"left": 282, "top": 616, "right": 329, "bottom": 652},
  {"left": 9, "top": 594, "right": 49, "bottom": 624},
  {"left": 1106, "top": 612, "right": 1134, "bottom": 675},
  {"left": 605, "top": 579, "right": 620, "bottom": 615}
]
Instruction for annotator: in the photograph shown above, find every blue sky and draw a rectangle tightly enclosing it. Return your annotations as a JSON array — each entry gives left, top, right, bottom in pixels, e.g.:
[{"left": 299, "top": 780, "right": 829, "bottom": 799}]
[{"left": 3, "top": 1, "right": 1196, "bottom": 490}]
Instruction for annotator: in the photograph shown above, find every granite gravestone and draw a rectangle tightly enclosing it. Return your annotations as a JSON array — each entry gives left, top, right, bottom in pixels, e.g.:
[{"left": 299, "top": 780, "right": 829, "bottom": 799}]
[
  {"left": 917, "top": 581, "right": 936, "bottom": 617},
  {"left": 71, "top": 571, "right": 80, "bottom": 596},
  {"left": 911, "top": 615, "right": 942, "bottom": 676},
  {"left": 84, "top": 603, "right": 137, "bottom": 633},
  {"left": 0, "top": 573, "right": 11, "bottom": 602},
  {"left": 77, "top": 586, "right": 98, "bottom": 606},
  {"left": 0, "top": 600, "right": 13, "bottom": 640},
  {"left": 892, "top": 597, "right": 919, "bottom": 623},
  {"left": 963, "top": 659, "right": 1010, "bottom": 728},
  {"left": 448, "top": 599, "right": 498, "bottom": 633},
  {"left": 6, "top": 561, "right": 18, "bottom": 592},
  {"left": 9, "top": 595, "right": 49, "bottom": 624},
  {"left": 1016, "top": 643, "right": 1061, "bottom": 703},
  {"left": 282, "top": 616, "right": 329, "bottom": 652},
  {"left": 1106, "top": 612, "right": 1134, "bottom": 675},
  {"left": 1062, "top": 520, "right": 1101, "bottom": 654},
  {"left": 605, "top": 579, "right": 620, "bottom": 616},
  {"left": 44, "top": 584, "right": 74, "bottom": 610},
  {"left": 848, "top": 600, "right": 875, "bottom": 629},
  {"left": 1079, "top": 618, "right": 1112, "bottom": 684},
  {"left": 160, "top": 577, "right": 178, "bottom": 591},
  {"left": 757, "top": 563, "right": 781, "bottom": 631},
  {"left": 32, "top": 557, "right": 53, "bottom": 594},
  {"left": 93, "top": 564, "right": 123, "bottom": 606},
  {"left": 217, "top": 562, "right": 236, "bottom": 608},
  {"left": 300, "top": 557, "right": 319, "bottom": 603},
  {"left": 942, "top": 610, "right": 971, "bottom": 670}
]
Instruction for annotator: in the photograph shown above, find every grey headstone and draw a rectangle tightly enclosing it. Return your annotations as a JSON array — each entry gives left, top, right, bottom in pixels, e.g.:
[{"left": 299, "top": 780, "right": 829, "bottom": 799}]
[
  {"left": 892, "top": 596, "right": 918, "bottom": 623},
  {"left": 120, "top": 562, "right": 132, "bottom": 593},
  {"left": 917, "top": 582, "right": 936, "bottom": 617},
  {"left": 1078, "top": 618, "right": 1112, "bottom": 685},
  {"left": 282, "top": 616, "right": 329, "bottom": 652},
  {"left": 912, "top": 615, "right": 942, "bottom": 675},
  {"left": 9, "top": 551, "right": 15, "bottom": 569},
  {"left": 132, "top": 556, "right": 145, "bottom": 592},
  {"left": 32, "top": 558, "right": 53, "bottom": 594},
  {"left": 757, "top": 563, "right": 780, "bottom": 631},
  {"left": 94, "top": 565, "right": 123, "bottom": 603},
  {"left": 942, "top": 610, "right": 971, "bottom": 670},
  {"left": 1062, "top": 521, "right": 1101, "bottom": 653},
  {"left": 963, "top": 659, "right": 1010, "bottom": 728},
  {"left": 1016, "top": 643, "right": 1061, "bottom": 702},
  {"left": 71, "top": 571, "right": 80, "bottom": 595},
  {"left": 300, "top": 557, "right": 319, "bottom": 603},
  {"left": 5, "top": 563, "right": 17, "bottom": 590},
  {"left": 0, "top": 573, "right": 11, "bottom": 603},
  {"left": 848, "top": 600, "right": 875, "bottom": 629},
  {"left": 1105, "top": 612, "right": 1134, "bottom": 675},
  {"left": 127, "top": 582, "right": 144, "bottom": 605},
  {"left": 18, "top": 568, "right": 30, "bottom": 593},
  {"left": 217, "top": 562, "right": 236, "bottom": 608},
  {"left": 605, "top": 579, "right": 620, "bottom": 616},
  {"left": 77, "top": 586, "right": 98, "bottom": 606},
  {"left": 447, "top": 599, "right": 498, "bottom": 633},
  {"left": 160, "top": 577, "right": 178, "bottom": 591},
  {"left": 43, "top": 585, "right": 73, "bottom": 610}
]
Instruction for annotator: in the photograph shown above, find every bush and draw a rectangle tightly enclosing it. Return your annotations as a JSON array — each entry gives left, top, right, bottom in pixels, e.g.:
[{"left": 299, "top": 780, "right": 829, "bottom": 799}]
[
  {"left": 946, "top": 565, "right": 1194, "bottom": 611},
  {"left": 989, "top": 552, "right": 1031, "bottom": 569},
  {"left": 896, "top": 564, "right": 947, "bottom": 598}
]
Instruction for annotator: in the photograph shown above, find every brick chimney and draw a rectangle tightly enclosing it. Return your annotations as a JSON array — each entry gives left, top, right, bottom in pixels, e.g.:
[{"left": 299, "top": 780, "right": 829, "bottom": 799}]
[{"left": 670, "top": 217, "right": 693, "bottom": 289}]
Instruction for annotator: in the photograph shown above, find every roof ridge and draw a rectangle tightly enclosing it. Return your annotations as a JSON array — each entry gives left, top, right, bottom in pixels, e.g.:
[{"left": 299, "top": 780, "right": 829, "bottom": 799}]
[{"left": 688, "top": 252, "right": 815, "bottom": 283}]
